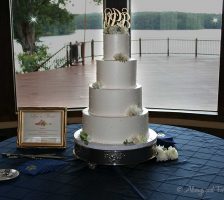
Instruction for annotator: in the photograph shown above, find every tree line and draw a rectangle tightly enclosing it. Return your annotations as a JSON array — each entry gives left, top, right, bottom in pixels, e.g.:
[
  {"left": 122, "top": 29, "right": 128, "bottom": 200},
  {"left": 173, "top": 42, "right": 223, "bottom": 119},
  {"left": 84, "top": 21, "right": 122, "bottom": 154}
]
[
  {"left": 20, "top": 11, "right": 221, "bottom": 41},
  {"left": 74, "top": 12, "right": 221, "bottom": 30}
]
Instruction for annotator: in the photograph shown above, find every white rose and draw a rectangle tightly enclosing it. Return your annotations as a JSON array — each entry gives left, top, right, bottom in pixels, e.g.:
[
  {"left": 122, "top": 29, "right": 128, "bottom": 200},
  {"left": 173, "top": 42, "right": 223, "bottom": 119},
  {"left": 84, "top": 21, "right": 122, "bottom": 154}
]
[
  {"left": 167, "top": 146, "right": 178, "bottom": 160},
  {"left": 92, "top": 81, "right": 102, "bottom": 89},
  {"left": 126, "top": 105, "right": 142, "bottom": 116},
  {"left": 155, "top": 145, "right": 169, "bottom": 162}
]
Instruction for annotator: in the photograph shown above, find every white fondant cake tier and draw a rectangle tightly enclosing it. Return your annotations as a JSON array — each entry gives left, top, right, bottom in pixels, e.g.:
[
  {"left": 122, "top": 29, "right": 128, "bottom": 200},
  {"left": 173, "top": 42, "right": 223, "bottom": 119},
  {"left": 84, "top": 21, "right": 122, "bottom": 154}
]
[
  {"left": 96, "top": 59, "right": 137, "bottom": 88},
  {"left": 82, "top": 108, "right": 149, "bottom": 144},
  {"left": 89, "top": 84, "right": 142, "bottom": 116},
  {"left": 104, "top": 34, "right": 129, "bottom": 60}
]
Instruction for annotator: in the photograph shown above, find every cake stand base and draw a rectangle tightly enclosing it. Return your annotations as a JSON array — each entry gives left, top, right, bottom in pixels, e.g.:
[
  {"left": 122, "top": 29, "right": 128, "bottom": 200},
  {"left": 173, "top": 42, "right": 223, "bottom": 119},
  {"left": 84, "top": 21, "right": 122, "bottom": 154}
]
[{"left": 73, "top": 129, "right": 157, "bottom": 167}]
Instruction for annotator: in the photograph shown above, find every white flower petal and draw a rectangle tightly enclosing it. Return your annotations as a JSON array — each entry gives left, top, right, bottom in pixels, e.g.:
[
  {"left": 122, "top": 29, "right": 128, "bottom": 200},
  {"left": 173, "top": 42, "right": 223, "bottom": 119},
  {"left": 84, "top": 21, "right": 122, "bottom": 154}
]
[
  {"left": 156, "top": 149, "right": 169, "bottom": 162},
  {"left": 155, "top": 145, "right": 178, "bottom": 162},
  {"left": 167, "top": 146, "right": 178, "bottom": 160},
  {"left": 126, "top": 105, "right": 142, "bottom": 116}
]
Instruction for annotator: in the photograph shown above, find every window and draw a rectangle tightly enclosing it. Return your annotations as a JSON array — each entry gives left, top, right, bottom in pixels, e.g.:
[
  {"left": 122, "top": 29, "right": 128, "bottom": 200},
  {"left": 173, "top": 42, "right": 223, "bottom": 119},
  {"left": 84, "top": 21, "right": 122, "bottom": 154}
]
[
  {"left": 1, "top": 0, "right": 224, "bottom": 125},
  {"left": 131, "top": 0, "right": 222, "bottom": 113},
  {"left": 13, "top": 0, "right": 103, "bottom": 108}
]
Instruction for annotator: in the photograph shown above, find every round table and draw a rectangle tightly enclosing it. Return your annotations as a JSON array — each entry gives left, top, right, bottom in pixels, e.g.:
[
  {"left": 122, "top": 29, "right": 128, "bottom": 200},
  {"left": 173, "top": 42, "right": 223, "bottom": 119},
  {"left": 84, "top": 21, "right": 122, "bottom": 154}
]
[{"left": 0, "top": 124, "right": 224, "bottom": 200}]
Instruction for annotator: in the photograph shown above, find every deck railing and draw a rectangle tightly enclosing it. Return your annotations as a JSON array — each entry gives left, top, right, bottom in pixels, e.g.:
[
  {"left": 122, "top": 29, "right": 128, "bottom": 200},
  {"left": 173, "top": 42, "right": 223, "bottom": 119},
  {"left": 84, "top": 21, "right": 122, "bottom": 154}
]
[
  {"left": 37, "top": 38, "right": 220, "bottom": 71},
  {"left": 89, "top": 38, "right": 220, "bottom": 59},
  {"left": 37, "top": 45, "right": 69, "bottom": 71},
  {"left": 37, "top": 42, "right": 86, "bottom": 71}
]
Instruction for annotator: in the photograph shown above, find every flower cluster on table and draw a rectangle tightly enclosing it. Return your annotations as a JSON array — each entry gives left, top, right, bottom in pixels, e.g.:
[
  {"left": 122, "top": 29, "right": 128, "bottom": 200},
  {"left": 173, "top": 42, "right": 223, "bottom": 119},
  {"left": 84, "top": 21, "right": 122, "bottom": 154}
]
[{"left": 155, "top": 145, "right": 178, "bottom": 162}]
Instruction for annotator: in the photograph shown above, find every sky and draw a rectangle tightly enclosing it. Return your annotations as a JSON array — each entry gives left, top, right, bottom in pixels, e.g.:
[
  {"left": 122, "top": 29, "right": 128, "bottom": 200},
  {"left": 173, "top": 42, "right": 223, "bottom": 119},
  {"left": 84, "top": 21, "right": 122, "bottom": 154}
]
[{"left": 67, "top": 0, "right": 222, "bottom": 14}]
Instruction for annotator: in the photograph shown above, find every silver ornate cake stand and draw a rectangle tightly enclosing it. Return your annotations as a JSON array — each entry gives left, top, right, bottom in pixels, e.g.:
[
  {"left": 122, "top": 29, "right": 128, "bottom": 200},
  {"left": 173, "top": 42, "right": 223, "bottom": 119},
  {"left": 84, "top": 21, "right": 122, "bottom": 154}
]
[{"left": 73, "top": 129, "right": 157, "bottom": 168}]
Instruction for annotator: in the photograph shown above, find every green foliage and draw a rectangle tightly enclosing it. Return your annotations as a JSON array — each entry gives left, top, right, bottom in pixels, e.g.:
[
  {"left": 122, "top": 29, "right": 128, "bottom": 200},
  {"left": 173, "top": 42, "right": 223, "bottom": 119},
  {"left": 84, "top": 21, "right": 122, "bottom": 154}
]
[
  {"left": 75, "top": 13, "right": 103, "bottom": 29},
  {"left": 80, "top": 131, "right": 89, "bottom": 145},
  {"left": 160, "top": 12, "right": 178, "bottom": 30},
  {"left": 12, "top": 0, "right": 74, "bottom": 52},
  {"left": 18, "top": 45, "right": 50, "bottom": 73},
  {"left": 75, "top": 12, "right": 221, "bottom": 30},
  {"left": 132, "top": 12, "right": 221, "bottom": 30},
  {"left": 42, "top": 16, "right": 75, "bottom": 36},
  {"left": 53, "top": 57, "right": 67, "bottom": 67},
  {"left": 123, "top": 139, "right": 134, "bottom": 145},
  {"left": 37, "top": 4, "right": 75, "bottom": 36}
]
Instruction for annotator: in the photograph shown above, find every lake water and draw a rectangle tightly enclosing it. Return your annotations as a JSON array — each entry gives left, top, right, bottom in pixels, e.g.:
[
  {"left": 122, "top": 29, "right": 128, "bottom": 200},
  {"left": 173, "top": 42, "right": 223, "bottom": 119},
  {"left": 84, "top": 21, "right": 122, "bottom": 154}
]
[{"left": 14, "top": 29, "right": 221, "bottom": 71}]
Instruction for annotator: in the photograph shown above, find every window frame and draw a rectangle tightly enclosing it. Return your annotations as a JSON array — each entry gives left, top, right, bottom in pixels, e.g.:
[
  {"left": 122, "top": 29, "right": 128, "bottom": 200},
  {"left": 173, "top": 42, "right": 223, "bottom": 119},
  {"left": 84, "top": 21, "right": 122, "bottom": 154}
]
[
  {"left": 218, "top": 0, "right": 224, "bottom": 117},
  {"left": 0, "top": 0, "right": 17, "bottom": 123}
]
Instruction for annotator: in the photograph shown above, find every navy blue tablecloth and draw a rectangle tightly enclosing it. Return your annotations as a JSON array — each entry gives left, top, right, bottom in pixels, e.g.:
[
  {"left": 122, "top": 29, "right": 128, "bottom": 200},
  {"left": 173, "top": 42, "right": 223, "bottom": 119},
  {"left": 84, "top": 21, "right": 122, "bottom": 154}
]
[{"left": 0, "top": 124, "right": 224, "bottom": 200}]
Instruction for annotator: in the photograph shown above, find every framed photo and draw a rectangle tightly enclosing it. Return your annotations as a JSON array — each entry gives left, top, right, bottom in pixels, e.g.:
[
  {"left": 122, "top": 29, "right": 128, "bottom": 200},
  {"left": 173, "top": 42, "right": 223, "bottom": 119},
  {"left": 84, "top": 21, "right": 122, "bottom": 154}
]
[{"left": 17, "top": 107, "right": 67, "bottom": 148}]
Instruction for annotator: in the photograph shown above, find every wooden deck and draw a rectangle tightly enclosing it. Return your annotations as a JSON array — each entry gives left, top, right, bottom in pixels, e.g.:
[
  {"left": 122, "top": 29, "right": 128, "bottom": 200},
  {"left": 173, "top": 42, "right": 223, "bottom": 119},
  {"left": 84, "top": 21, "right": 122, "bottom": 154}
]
[{"left": 16, "top": 55, "right": 220, "bottom": 112}]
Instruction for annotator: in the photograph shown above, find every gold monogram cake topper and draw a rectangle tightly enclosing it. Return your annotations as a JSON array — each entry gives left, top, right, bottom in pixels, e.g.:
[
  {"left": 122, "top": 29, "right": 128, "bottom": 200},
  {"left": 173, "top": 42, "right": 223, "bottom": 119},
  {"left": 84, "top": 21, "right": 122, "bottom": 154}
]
[{"left": 104, "top": 8, "right": 131, "bottom": 29}]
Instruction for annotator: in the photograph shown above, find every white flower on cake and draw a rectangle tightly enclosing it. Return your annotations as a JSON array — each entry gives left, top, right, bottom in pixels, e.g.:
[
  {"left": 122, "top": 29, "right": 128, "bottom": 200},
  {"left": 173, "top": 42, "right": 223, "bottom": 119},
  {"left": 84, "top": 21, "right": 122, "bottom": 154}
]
[
  {"left": 126, "top": 105, "right": 142, "bottom": 116},
  {"left": 124, "top": 134, "right": 148, "bottom": 145},
  {"left": 118, "top": 24, "right": 129, "bottom": 34},
  {"left": 104, "top": 25, "right": 128, "bottom": 34},
  {"left": 113, "top": 53, "right": 128, "bottom": 62},
  {"left": 155, "top": 145, "right": 178, "bottom": 162},
  {"left": 92, "top": 81, "right": 102, "bottom": 89}
]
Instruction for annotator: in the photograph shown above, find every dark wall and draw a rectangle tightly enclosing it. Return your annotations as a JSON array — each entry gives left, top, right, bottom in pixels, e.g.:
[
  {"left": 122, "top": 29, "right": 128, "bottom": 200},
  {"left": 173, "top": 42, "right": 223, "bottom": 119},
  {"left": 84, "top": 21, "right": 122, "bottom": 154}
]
[
  {"left": 105, "top": 0, "right": 127, "bottom": 10},
  {"left": 104, "top": 0, "right": 128, "bottom": 11},
  {"left": 0, "top": 0, "right": 17, "bottom": 122}
]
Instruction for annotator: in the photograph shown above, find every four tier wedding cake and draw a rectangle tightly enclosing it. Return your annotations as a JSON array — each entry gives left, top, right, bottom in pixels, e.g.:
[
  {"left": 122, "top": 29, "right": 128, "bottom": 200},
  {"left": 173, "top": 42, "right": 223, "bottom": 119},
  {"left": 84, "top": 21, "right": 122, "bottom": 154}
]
[{"left": 80, "top": 8, "right": 150, "bottom": 145}]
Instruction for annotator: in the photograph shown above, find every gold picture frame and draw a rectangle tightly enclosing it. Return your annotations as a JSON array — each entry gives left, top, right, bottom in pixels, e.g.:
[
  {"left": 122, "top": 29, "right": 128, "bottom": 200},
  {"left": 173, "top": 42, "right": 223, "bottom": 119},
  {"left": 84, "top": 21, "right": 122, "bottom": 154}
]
[{"left": 17, "top": 107, "right": 67, "bottom": 148}]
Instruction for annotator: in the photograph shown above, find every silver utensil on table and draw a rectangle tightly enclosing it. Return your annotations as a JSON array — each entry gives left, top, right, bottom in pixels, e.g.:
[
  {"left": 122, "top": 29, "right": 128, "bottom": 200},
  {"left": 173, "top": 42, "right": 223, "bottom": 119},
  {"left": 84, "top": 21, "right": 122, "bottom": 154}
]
[{"left": 1, "top": 153, "right": 64, "bottom": 159}]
